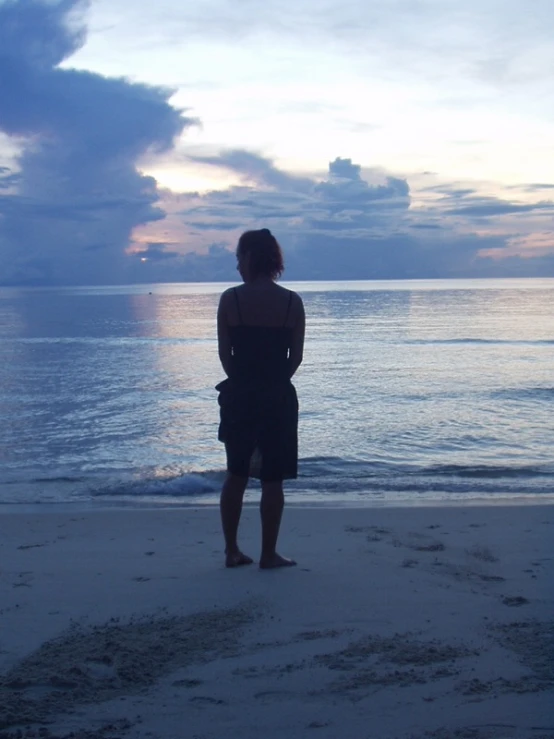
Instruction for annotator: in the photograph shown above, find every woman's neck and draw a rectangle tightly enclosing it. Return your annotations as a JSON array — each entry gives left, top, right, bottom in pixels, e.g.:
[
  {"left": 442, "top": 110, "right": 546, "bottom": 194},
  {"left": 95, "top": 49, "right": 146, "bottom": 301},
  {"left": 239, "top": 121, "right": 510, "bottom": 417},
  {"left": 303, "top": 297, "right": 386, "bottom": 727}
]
[{"left": 244, "top": 275, "right": 274, "bottom": 287}]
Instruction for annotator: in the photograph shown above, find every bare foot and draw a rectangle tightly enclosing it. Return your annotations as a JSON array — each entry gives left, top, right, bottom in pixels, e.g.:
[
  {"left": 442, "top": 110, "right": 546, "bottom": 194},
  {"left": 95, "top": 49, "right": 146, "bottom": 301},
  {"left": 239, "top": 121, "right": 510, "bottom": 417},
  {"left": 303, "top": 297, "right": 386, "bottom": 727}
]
[
  {"left": 259, "top": 553, "right": 297, "bottom": 570},
  {"left": 225, "top": 550, "right": 254, "bottom": 568}
]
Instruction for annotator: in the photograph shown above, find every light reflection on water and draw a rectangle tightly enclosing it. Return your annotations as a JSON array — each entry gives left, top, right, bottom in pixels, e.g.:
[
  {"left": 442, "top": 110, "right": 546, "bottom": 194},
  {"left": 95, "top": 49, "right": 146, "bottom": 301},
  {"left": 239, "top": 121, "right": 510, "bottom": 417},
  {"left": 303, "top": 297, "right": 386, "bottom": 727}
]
[{"left": 0, "top": 279, "right": 553, "bottom": 505}]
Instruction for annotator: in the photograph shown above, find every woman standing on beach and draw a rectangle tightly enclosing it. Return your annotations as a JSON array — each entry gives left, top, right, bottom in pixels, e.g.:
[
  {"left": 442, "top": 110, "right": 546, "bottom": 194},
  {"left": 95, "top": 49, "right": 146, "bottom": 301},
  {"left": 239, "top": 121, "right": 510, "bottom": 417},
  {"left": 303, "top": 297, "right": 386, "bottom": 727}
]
[{"left": 216, "top": 229, "right": 305, "bottom": 569}]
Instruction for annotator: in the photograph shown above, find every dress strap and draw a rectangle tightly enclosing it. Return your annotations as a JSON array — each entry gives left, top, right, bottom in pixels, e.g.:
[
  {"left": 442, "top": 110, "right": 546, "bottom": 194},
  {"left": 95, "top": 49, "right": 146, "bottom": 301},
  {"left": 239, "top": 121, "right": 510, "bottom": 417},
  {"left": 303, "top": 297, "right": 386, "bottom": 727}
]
[
  {"left": 233, "top": 288, "right": 243, "bottom": 324},
  {"left": 283, "top": 290, "right": 293, "bottom": 327}
]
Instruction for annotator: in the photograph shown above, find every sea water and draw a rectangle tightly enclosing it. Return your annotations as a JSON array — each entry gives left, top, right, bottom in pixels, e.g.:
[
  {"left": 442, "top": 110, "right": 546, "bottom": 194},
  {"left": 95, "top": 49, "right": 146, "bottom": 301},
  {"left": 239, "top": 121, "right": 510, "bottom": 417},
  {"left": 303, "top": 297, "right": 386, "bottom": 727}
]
[{"left": 1, "top": 279, "right": 553, "bottom": 507}]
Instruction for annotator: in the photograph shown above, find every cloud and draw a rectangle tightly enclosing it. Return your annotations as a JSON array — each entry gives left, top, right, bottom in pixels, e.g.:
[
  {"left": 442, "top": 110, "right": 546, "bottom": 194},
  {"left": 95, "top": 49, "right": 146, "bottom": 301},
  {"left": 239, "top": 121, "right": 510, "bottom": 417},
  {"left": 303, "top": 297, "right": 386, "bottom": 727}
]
[
  {"left": 316, "top": 158, "right": 409, "bottom": 209},
  {"left": 479, "top": 231, "right": 554, "bottom": 260},
  {"left": 328, "top": 157, "right": 362, "bottom": 180},
  {"left": 137, "top": 243, "right": 181, "bottom": 261},
  {"left": 0, "top": 0, "right": 87, "bottom": 70},
  {"left": 0, "top": 166, "right": 20, "bottom": 190},
  {"left": 0, "top": 0, "right": 194, "bottom": 285},
  {"left": 188, "top": 149, "right": 313, "bottom": 192},
  {"left": 184, "top": 153, "right": 411, "bottom": 229},
  {"left": 2, "top": 0, "right": 553, "bottom": 295},
  {"left": 443, "top": 198, "right": 554, "bottom": 218},
  {"left": 521, "top": 183, "right": 554, "bottom": 193},
  {"left": 81, "top": 0, "right": 554, "bottom": 95},
  {"left": 417, "top": 184, "right": 554, "bottom": 220},
  {"left": 132, "top": 150, "right": 553, "bottom": 281}
]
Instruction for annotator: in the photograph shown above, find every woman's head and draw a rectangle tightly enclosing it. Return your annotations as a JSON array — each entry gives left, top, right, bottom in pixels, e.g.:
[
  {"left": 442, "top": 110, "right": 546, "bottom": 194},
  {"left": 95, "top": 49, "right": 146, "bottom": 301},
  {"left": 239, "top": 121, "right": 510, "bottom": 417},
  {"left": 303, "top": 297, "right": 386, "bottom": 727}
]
[{"left": 236, "top": 228, "right": 284, "bottom": 281}]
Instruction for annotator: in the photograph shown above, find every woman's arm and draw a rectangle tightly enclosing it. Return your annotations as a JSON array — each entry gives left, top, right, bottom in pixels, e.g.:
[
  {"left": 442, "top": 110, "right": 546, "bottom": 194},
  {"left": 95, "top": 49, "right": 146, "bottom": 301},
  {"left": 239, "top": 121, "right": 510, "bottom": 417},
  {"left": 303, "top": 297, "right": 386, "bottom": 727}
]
[
  {"left": 288, "top": 293, "right": 305, "bottom": 378},
  {"left": 217, "top": 291, "right": 233, "bottom": 377}
]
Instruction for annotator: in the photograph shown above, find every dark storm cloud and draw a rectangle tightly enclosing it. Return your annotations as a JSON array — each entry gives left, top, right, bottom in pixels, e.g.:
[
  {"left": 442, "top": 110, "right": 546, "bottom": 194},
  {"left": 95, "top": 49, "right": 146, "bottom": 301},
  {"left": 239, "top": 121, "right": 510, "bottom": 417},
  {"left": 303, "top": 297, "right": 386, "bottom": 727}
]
[
  {"left": 0, "top": 0, "right": 194, "bottom": 285},
  {"left": 444, "top": 199, "right": 554, "bottom": 217},
  {"left": 148, "top": 230, "right": 512, "bottom": 283},
  {"left": 189, "top": 149, "right": 313, "bottom": 192},
  {"left": 130, "top": 243, "right": 236, "bottom": 283},
  {"left": 189, "top": 154, "right": 411, "bottom": 231},
  {"left": 0, "top": 0, "right": 87, "bottom": 69},
  {"left": 315, "top": 158, "right": 409, "bottom": 209},
  {"left": 418, "top": 184, "right": 554, "bottom": 219},
  {"left": 138, "top": 243, "right": 181, "bottom": 261},
  {"left": 137, "top": 150, "right": 554, "bottom": 281}
]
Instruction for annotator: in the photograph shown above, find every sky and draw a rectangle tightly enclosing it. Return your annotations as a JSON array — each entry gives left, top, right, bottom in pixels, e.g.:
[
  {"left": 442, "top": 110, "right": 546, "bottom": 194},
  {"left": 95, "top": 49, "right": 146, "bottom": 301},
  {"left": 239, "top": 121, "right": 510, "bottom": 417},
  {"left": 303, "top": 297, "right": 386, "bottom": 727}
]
[{"left": 0, "top": 0, "right": 553, "bottom": 285}]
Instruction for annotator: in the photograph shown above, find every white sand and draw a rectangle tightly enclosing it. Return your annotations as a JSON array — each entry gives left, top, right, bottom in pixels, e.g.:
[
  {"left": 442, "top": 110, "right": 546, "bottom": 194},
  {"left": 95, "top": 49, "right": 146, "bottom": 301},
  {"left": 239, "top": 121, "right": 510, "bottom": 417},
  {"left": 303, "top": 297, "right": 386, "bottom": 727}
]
[{"left": 1, "top": 503, "right": 553, "bottom": 739}]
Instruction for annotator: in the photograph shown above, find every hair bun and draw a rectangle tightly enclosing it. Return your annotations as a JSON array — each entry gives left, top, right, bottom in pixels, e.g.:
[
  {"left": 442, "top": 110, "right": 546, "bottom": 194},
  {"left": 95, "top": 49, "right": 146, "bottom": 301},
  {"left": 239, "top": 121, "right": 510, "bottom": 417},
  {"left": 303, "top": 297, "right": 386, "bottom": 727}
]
[{"left": 237, "top": 228, "right": 284, "bottom": 279}]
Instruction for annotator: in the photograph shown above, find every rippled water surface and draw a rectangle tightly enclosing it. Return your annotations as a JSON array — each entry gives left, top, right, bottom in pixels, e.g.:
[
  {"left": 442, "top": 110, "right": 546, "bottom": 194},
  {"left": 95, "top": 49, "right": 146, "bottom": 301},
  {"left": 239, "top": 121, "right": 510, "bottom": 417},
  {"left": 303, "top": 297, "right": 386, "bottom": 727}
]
[{"left": 1, "top": 279, "right": 553, "bottom": 506}]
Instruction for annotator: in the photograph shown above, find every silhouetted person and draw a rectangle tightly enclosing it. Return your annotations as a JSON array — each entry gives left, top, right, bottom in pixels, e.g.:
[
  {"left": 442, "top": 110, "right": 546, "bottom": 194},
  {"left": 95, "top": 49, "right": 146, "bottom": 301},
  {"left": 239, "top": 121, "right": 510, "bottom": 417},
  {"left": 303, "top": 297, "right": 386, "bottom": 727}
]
[{"left": 216, "top": 229, "right": 305, "bottom": 569}]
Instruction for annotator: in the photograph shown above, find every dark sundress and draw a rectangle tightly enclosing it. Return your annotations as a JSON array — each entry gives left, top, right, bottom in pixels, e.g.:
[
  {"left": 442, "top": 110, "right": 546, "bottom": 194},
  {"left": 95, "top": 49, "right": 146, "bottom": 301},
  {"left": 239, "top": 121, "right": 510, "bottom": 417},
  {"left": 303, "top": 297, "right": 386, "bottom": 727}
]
[{"left": 216, "top": 288, "right": 298, "bottom": 482}]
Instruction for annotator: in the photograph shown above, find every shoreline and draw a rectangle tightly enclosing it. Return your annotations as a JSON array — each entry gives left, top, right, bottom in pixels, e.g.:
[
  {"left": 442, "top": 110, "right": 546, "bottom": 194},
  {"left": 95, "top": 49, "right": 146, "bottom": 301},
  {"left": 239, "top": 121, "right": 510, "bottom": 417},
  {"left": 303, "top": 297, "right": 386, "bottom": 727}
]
[{"left": 1, "top": 494, "right": 554, "bottom": 516}]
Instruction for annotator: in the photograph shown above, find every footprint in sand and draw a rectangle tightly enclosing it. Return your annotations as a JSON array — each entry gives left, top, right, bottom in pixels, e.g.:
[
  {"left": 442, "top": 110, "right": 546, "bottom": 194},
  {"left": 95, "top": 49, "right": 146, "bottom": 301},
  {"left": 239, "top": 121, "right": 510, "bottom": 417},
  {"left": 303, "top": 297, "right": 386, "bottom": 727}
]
[
  {"left": 395, "top": 533, "right": 446, "bottom": 552},
  {"left": 295, "top": 629, "right": 342, "bottom": 642},
  {"left": 12, "top": 572, "right": 33, "bottom": 588},
  {"left": 232, "top": 666, "right": 260, "bottom": 678},
  {"left": 189, "top": 696, "right": 226, "bottom": 706},
  {"left": 367, "top": 533, "right": 383, "bottom": 542},
  {"left": 347, "top": 526, "right": 446, "bottom": 553},
  {"left": 479, "top": 574, "right": 505, "bottom": 583},
  {"left": 254, "top": 689, "right": 297, "bottom": 702},
  {"left": 401, "top": 559, "right": 419, "bottom": 568},
  {"left": 502, "top": 596, "right": 529, "bottom": 607},
  {"left": 466, "top": 545, "right": 498, "bottom": 563},
  {"left": 344, "top": 525, "right": 391, "bottom": 536}
]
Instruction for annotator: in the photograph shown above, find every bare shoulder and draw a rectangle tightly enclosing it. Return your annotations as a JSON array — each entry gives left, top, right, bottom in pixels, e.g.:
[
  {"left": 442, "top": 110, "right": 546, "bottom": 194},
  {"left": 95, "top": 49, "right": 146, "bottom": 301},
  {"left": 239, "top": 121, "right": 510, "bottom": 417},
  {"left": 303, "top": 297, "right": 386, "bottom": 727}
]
[
  {"left": 289, "top": 289, "right": 304, "bottom": 304},
  {"left": 217, "top": 287, "right": 236, "bottom": 317},
  {"left": 219, "top": 286, "right": 237, "bottom": 303},
  {"left": 287, "top": 288, "right": 305, "bottom": 314}
]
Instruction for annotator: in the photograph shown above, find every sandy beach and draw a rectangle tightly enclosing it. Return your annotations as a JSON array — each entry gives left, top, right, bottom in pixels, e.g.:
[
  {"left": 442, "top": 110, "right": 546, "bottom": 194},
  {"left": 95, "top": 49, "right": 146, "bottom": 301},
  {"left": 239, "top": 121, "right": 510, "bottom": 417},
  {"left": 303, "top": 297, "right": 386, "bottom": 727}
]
[{"left": 1, "top": 503, "right": 553, "bottom": 739}]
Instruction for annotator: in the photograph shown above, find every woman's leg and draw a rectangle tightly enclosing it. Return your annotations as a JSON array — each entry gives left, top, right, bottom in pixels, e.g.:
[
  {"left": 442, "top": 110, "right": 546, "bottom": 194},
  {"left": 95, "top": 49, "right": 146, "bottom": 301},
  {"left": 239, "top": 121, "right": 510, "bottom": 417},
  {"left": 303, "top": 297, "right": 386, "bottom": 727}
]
[
  {"left": 259, "top": 480, "right": 296, "bottom": 569},
  {"left": 220, "top": 472, "right": 252, "bottom": 567}
]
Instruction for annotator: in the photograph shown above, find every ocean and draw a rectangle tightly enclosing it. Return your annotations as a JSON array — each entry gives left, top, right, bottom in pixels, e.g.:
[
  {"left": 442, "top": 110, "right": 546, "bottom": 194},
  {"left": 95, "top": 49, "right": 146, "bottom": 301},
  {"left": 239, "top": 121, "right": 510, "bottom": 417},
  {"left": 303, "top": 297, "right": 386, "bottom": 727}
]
[{"left": 1, "top": 278, "right": 553, "bottom": 508}]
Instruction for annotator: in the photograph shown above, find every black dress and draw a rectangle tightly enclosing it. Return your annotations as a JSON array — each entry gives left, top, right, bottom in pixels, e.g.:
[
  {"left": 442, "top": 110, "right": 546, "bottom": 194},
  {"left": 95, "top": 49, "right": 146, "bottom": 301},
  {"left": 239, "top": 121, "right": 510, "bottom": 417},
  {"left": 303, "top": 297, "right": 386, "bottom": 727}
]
[{"left": 216, "top": 288, "right": 298, "bottom": 482}]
